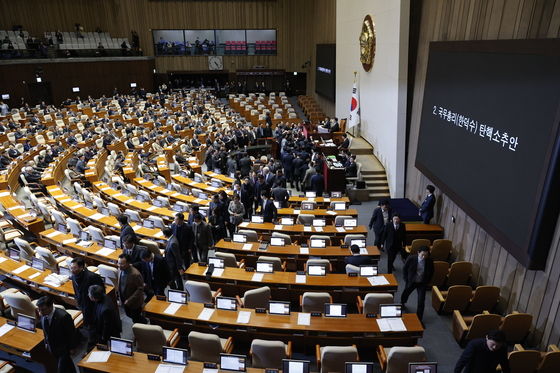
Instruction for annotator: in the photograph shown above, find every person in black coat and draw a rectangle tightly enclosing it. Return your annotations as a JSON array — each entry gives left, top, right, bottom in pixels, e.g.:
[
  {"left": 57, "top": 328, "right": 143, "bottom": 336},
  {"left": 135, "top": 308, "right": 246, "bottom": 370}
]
[
  {"left": 170, "top": 212, "right": 194, "bottom": 267},
  {"left": 137, "top": 249, "right": 170, "bottom": 300},
  {"left": 238, "top": 153, "right": 252, "bottom": 177},
  {"left": 419, "top": 184, "right": 436, "bottom": 224},
  {"left": 37, "top": 296, "right": 80, "bottom": 373},
  {"left": 240, "top": 178, "right": 254, "bottom": 218},
  {"left": 70, "top": 258, "right": 105, "bottom": 331},
  {"left": 400, "top": 246, "right": 434, "bottom": 320},
  {"left": 163, "top": 227, "right": 185, "bottom": 290},
  {"left": 260, "top": 191, "right": 277, "bottom": 223},
  {"left": 253, "top": 175, "right": 269, "bottom": 212},
  {"left": 88, "top": 284, "right": 122, "bottom": 346},
  {"left": 118, "top": 214, "right": 137, "bottom": 249},
  {"left": 122, "top": 234, "right": 146, "bottom": 265},
  {"left": 271, "top": 185, "right": 289, "bottom": 208},
  {"left": 344, "top": 244, "right": 374, "bottom": 267},
  {"left": 310, "top": 171, "right": 325, "bottom": 196},
  {"left": 455, "top": 330, "right": 510, "bottom": 373},
  {"left": 368, "top": 200, "right": 393, "bottom": 249},
  {"left": 381, "top": 214, "right": 407, "bottom": 274}
]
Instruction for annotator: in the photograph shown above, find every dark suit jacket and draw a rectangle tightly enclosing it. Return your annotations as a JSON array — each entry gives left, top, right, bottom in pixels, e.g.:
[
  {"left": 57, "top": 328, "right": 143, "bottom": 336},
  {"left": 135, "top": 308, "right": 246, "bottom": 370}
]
[
  {"left": 420, "top": 194, "right": 436, "bottom": 221},
  {"left": 311, "top": 173, "right": 325, "bottom": 196},
  {"left": 171, "top": 222, "right": 194, "bottom": 254},
  {"left": 71, "top": 269, "right": 105, "bottom": 324},
  {"left": 344, "top": 255, "right": 374, "bottom": 267},
  {"left": 261, "top": 199, "right": 277, "bottom": 222},
  {"left": 165, "top": 236, "right": 184, "bottom": 274},
  {"left": 118, "top": 266, "right": 144, "bottom": 309},
  {"left": 193, "top": 222, "right": 213, "bottom": 252},
  {"left": 382, "top": 222, "right": 406, "bottom": 252},
  {"left": 272, "top": 187, "right": 289, "bottom": 207},
  {"left": 120, "top": 224, "right": 137, "bottom": 249},
  {"left": 402, "top": 254, "right": 434, "bottom": 285},
  {"left": 138, "top": 255, "right": 170, "bottom": 295},
  {"left": 42, "top": 308, "right": 79, "bottom": 357},
  {"left": 369, "top": 207, "right": 393, "bottom": 233},
  {"left": 93, "top": 296, "right": 122, "bottom": 345}
]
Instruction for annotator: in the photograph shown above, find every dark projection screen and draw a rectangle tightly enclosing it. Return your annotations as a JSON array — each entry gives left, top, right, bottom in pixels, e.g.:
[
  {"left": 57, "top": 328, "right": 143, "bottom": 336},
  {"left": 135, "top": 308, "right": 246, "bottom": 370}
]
[
  {"left": 415, "top": 40, "right": 560, "bottom": 269},
  {"left": 315, "top": 44, "right": 336, "bottom": 101}
]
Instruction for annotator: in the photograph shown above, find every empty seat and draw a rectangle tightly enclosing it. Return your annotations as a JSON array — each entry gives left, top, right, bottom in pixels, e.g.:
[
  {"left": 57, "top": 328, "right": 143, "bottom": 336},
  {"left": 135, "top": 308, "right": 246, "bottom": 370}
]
[
  {"left": 296, "top": 214, "right": 315, "bottom": 225},
  {"left": 250, "top": 339, "right": 292, "bottom": 369},
  {"left": 357, "top": 293, "right": 394, "bottom": 315},
  {"left": 507, "top": 346, "right": 542, "bottom": 373},
  {"left": 500, "top": 312, "right": 533, "bottom": 344},
  {"left": 309, "top": 235, "right": 331, "bottom": 246},
  {"left": 301, "top": 292, "right": 332, "bottom": 313},
  {"left": 256, "top": 256, "right": 285, "bottom": 272},
  {"left": 132, "top": 323, "right": 180, "bottom": 355},
  {"left": 214, "top": 252, "right": 243, "bottom": 268},
  {"left": 429, "top": 261, "right": 450, "bottom": 288},
  {"left": 405, "top": 239, "right": 431, "bottom": 255},
  {"left": 185, "top": 280, "right": 221, "bottom": 303},
  {"left": 447, "top": 261, "right": 472, "bottom": 287},
  {"left": 344, "top": 234, "right": 366, "bottom": 246},
  {"left": 271, "top": 232, "right": 292, "bottom": 245},
  {"left": 188, "top": 331, "right": 233, "bottom": 363},
  {"left": 431, "top": 239, "right": 452, "bottom": 261},
  {"left": 316, "top": 345, "right": 359, "bottom": 373},
  {"left": 466, "top": 286, "right": 500, "bottom": 314},
  {"left": 237, "top": 229, "right": 258, "bottom": 242},
  {"left": 237, "top": 286, "right": 270, "bottom": 309},
  {"left": 432, "top": 285, "right": 472, "bottom": 314},
  {"left": 305, "top": 259, "right": 332, "bottom": 273},
  {"left": 376, "top": 345, "right": 427, "bottom": 373}
]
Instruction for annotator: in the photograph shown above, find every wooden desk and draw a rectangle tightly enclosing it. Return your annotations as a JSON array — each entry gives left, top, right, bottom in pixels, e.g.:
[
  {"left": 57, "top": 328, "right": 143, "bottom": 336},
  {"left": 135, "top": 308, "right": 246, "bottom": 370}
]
[
  {"left": 204, "top": 171, "right": 234, "bottom": 185},
  {"left": 288, "top": 196, "right": 350, "bottom": 205},
  {"left": 404, "top": 223, "right": 444, "bottom": 245},
  {"left": 0, "top": 193, "right": 45, "bottom": 235},
  {"left": 323, "top": 161, "right": 346, "bottom": 193},
  {"left": 277, "top": 207, "right": 358, "bottom": 220},
  {"left": 145, "top": 299, "right": 423, "bottom": 348},
  {"left": 172, "top": 174, "right": 234, "bottom": 197},
  {"left": 133, "top": 177, "right": 210, "bottom": 206}
]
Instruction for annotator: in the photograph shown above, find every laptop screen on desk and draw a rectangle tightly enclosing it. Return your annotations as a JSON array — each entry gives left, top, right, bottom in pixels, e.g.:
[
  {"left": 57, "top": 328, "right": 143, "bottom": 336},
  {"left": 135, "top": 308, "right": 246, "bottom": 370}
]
[
  {"left": 109, "top": 337, "right": 133, "bottom": 356},
  {"left": 9, "top": 248, "right": 19, "bottom": 260},
  {"left": 208, "top": 257, "right": 225, "bottom": 269},
  {"left": 312, "top": 219, "right": 326, "bottom": 227},
  {"left": 409, "top": 362, "right": 437, "bottom": 373},
  {"left": 216, "top": 296, "right": 238, "bottom": 311},
  {"left": 343, "top": 219, "right": 357, "bottom": 228},
  {"left": 270, "top": 237, "right": 285, "bottom": 246},
  {"left": 359, "top": 265, "right": 378, "bottom": 277},
  {"left": 220, "top": 354, "right": 246, "bottom": 372},
  {"left": 198, "top": 192, "right": 208, "bottom": 200},
  {"left": 380, "top": 304, "right": 402, "bottom": 318},
  {"left": 56, "top": 223, "right": 67, "bottom": 233},
  {"left": 80, "top": 231, "right": 91, "bottom": 241},
  {"left": 301, "top": 202, "right": 314, "bottom": 210},
  {"left": 104, "top": 238, "right": 118, "bottom": 250},
  {"left": 282, "top": 359, "right": 310, "bottom": 373},
  {"left": 168, "top": 290, "right": 188, "bottom": 304},
  {"left": 31, "top": 257, "right": 44, "bottom": 271},
  {"left": 345, "top": 362, "right": 374, "bottom": 373},
  {"left": 305, "top": 191, "right": 316, "bottom": 198},
  {"left": 324, "top": 303, "right": 347, "bottom": 318},
  {"left": 280, "top": 217, "right": 293, "bottom": 225},
  {"left": 251, "top": 215, "right": 264, "bottom": 224},
  {"left": 269, "top": 301, "right": 290, "bottom": 315},
  {"left": 307, "top": 265, "right": 326, "bottom": 276},
  {"left": 162, "top": 347, "right": 188, "bottom": 365},
  {"left": 233, "top": 234, "right": 247, "bottom": 243},
  {"left": 256, "top": 262, "right": 274, "bottom": 273},
  {"left": 143, "top": 219, "right": 155, "bottom": 229},
  {"left": 16, "top": 314, "right": 35, "bottom": 332},
  {"left": 310, "top": 239, "right": 326, "bottom": 248},
  {"left": 59, "top": 266, "right": 72, "bottom": 277},
  {"left": 331, "top": 191, "right": 342, "bottom": 198},
  {"left": 333, "top": 202, "right": 346, "bottom": 211},
  {"left": 350, "top": 239, "right": 366, "bottom": 248}
]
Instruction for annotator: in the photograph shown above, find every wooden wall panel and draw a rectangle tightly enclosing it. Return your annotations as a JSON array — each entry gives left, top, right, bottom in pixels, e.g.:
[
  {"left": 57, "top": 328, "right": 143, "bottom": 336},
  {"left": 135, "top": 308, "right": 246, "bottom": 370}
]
[{"left": 406, "top": 0, "right": 560, "bottom": 347}]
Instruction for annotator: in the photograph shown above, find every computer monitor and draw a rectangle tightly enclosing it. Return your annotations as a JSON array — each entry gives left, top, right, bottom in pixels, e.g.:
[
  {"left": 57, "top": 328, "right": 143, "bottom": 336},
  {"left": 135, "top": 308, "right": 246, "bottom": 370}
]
[
  {"left": 109, "top": 337, "right": 133, "bottom": 356},
  {"left": 280, "top": 217, "right": 294, "bottom": 225},
  {"left": 130, "top": 83, "right": 137, "bottom": 88},
  {"left": 310, "top": 238, "right": 326, "bottom": 248},
  {"left": 56, "top": 223, "right": 67, "bottom": 233},
  {"left": 312, "top": 218, "right": 326, "bottom": 227},
  {"left": 343, "top": 219, "right": 358, "bottom": 228},
  {"left": 80, "top": 231, "right": 91, "bottom": 241},
  {"left": 194, "top": 176, "right": 202, "bottom": 183},
  {"left": 211, "top": 181, "right": 221, "bottom": 188},
  {"left": 324, "top": 303, "right": 347, "bottom": 318},
  {"left": 331, "top": 191, "right": 342, "bottom": 198},
  {"left": 208, "top": 257, "right": 225, "bottom": 269},
  {"left": 8, "top": 248, "right": 19, "bottom": 260},
  {"left": 232, "top": 234, "right": 247, "bottom": 243},
  {"left": 198, "top": 192, "right": 208, "bottom": 200},
  {"left": 167, "top": 290, "right": 188, "bottom": 304},
  {"left": 100, "top": 207, "right": 110, "bottom": 216},
  {"left": 359, "top": 265, "right": 378, "bottom": 277},
  {"left": 379, "top": 304, "right": 403, "bottom": 318},
  {"left": 162, "top": 347, "right": 188, "bottom": 365},
  {"left": 268, "top": 301, "right": 290, "bottom": 315},
  {"left": 350, "top": 239, "right": 366, "bottom": 248},
  {"left": 16, "top": 314, "right": 35, "bottom": 332},
  {"left": 409, "top": 362, "right": 437, "bottom": 373},
  {"left": 256, "top": 261, "right": 274, "bottom": 273},
  {"left": 31, "top": 257, "right": 44, "bottom": 271},
  {"left": 216, "top": 296, "right": 238, "bottom": 311},
  {"left": 333, "top": 202, "right": 346, "bottom": 211},
  {"left": 136, "top": 194, "right": 148, "bottom": 202},
  {"left": 307, "top": 264, "right": 326, "bottom": 276},
  {"left": 85, "top": 201, "right": 94, "bottom": 209},
  {"left": 305, "top": 191, "right": 316, "bottom": 198},
  {"left": 270, "top": 237, "right": 285, "bottom": 246},
  {"left": 251, "top": 215, "right": 264, "bottom": 224},
  {"left": 172, "top": 204, "right": 185, "bottom": 212},
  {"left": 220, "top": 354, "right": 246, "bottom": 372},
  {"left": 143, "top": 219, "right": 156, "bottom": 229},
  {"left": 1, "top": 94, "right": 9, "bottom": 100},
  {"left": 153, "top": 199, "right": 163, "bottom": 207},
  {"left": 59, "top": 266, "right": 72, "bottom": 277},
  {"left": 345, "top": 362, "right": 374, "bottom": 373},
  {"left": 104, "top": 238, "right": 118, "bottom": 250},
  {"left": 301, "top": 202, "right": 314, "bottom": 210},
  {"left": 282, "top": 359, "right": 310, "bottom": 373}
]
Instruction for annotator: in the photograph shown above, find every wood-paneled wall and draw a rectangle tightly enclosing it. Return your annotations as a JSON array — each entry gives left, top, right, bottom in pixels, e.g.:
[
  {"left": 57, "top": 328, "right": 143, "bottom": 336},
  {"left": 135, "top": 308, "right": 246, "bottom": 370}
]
[
  {"left": 406, "top": 0, "right": 560, "bottom": 348},
  {"left": 0, "top": 0, "right": 336, "bottom": 98}
]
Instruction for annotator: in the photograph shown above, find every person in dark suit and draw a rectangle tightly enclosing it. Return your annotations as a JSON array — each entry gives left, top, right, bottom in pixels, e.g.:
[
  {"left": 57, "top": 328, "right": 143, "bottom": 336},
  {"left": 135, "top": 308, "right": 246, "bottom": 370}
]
[
  {"left": 271, "top": 185, "right": 289, "bottom": 208},
  {"left": 170, "top": 212, "right": 193, "bottom": 267},
  {"left": 162, "top": 227, "right": 185, "bottom": 290},
  {"left": 192, "top": 213, "right": 213, "bottom": 263},
  {"left": 400, "top": 246, "right": 434, "bottom": 321},
  {"left": 382, "top": 214, "right": 407, "bottom": 274},
  {"left": 368, "top": 200, "right": 393, "bottom": 249},
  {"left": 339, "top": 134, "right": 350, "bottom": 150},
  {"left": 36, "top": 296, "right": 79, "bottom": 373},
  {"left": 253, "top": 175, "right": 269, "bottom": 212},
  {"left": 88, "top": 284, "right": 122, "bottom": 345},
  {"left": 455, "top": 330, "right": 510, "bottom": 373},
  {"left": 238, "top": 153, "right": 252, "bottom": 177},
  {"left": 310, "top": 170, "right": 325, "bottom": 196},
  {"left": 117, "top": 253, "right": 146, "bottom": 323},
  {"left": 419, "top": 184, "right": 436, "bottom": 224},
  {"left": 344, "top": 244, "right": 374, "bottom": 267},
  {"left": 118, "top": 214, "right": 137, "bottom": 250},
  {"left": 240, "top": 178, "right": 254, "bottom": 219},
  {"left": 122, "top": 234, "right": 146, "bottom": 265},
  {"left": 138, "top": 249, "right": 170, "bottom": 300},
  {"left": 260, "top": 191, "right": 277, "bottom": 223}
]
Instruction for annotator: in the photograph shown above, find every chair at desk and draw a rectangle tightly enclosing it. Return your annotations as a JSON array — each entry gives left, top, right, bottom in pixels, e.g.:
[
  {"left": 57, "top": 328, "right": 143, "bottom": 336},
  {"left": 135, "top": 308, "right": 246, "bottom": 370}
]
[
  {"left": 138, "top": 190, "right": 151, "bottom": 201},
  {"left": 50, "top": 209, "right": 68, "bottom": 228},
  {"left": 446, "top": 261, "right": 472, "bottom": 287},
  {"left": 132, "top": 323, "right": 180, "bottom": 355},
  {"left": 535, "top": 345, "right": 560, "bottom": 373},
  {"left": 236, "top": 286, "right": 270, "bottom": 309},
  {"left": 188, "top": 331, "right": 233, "bottom": 364},
  {"left": 316, "top": 345, "right": 359, "bottom": 373},
  {"left": 147, "top": 215, "right": 166, "bottom": 230},
  {"left": 431, "top": 239, "right": 452, "bottom": 261},
  {"left": 345, "top": 264, "right": 359, "bottom": 274},
  {"left": 35, "top": 247, "right": 67, "bottom": 272},
  {"left": 250, "top": 339, "right": 292, "bottom": 369},
  {"left": 191, "top": 188, "right": 203, "bottom": 198},
  {"left": 357, "top": 293, "right": 394, "bottom": 315},
  {"left": 124, "top": 209, "right": 142, "bottom": 223},
  {"left": 343, "top": 234, "right": 366, "bottom": 246},
  {"left": 156, "top": 196, "right": 170, "bottom": 207},
  {"left": 507, "top": 346, "right": 542, "bottom": 373},
  {"left": 14, "top": 237, "right": 38, "bottom": 262},
  {"left": 305, "top": 259, "right": 332, "bottom": 273},
  {"left": 431, "top": 285, "right": 472, "bottom": 314},
  {"left": 98, "top": 264, "right": 118, "bottom": 288},
  {"left": 64, "top": 169, "right": 82, "bottom": 184},
  {"left": 405, "top": 239, "right": 431, "bottom": 255},
  {"left": 93, "top": 196, "right": 107, "bottom": 210},
  {"left": 271, "top": 232, "right": 292, "bottom": 245},
  {"left": 0, "top": 222, "right": 23, "bottom": 252},
  {"left": 3, "top": 292, "right": 38, "bottom": 318},
  {"left": 82, "top": 189, "right": 95, "bottom": 206},
  {"left": 309, "top": 235, "right": 331, "bottom": 246},
  {"left": 86, "top": 226, "right": 105, "bottom": 244},
  {"left": 67, "top": 218, "right": 83, "bottom": 237},
  {"left": 214, "top": 252, "right": 245, "bottom": 268},
  {"left": 257, "top": 256, "right": 286, "bottom": 272},
  {"left": 301, "top": 292, "right": 332, "bottom": 313},
  {"left": 238, "top": 229, "right": 259, "bottom": 242},
  {"left": 0, "top": 287, "right": 23, "bottom": 317},
  {"left": 185, "top": 280, "right": 222, "bottom": 304},
  {"left": 125, "top": 184, "right": 138, "bottom": 197},
  {"left": 37, "top": 202, "right": 55, "bottom": 225},
  {"left": 297, "top": 214, "right": 314, "bottom": 226},
  {"left": 334, "top": 216, "right": 352, "bottom": 226},
  {"left": 139, "top": 239, "right": 163, "bottom": 257},
  {"left": 107, "top": 202, "right": 122, "bottom": 216},
  {"left": 500, "top": 312, "right": 533, "bottom": 344},
  {"left": 453, "top": 311, "right": 502, "bottom": 347},
  {"left": 376, "top": 345, "right": 426, "bottom": 373},
  {"left": 0, "top": 359, "right": 15, "bottom": 373}
]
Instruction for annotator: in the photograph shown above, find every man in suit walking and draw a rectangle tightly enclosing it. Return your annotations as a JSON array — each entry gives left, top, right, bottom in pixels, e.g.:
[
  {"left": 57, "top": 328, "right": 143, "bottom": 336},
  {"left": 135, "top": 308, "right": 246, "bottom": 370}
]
[
  {"left": 369, "top": 200, "right": 393, "bottom": 249},
  {"left": 400, "top": 246, "right": 434, "bottom": 321},
  {"left": 88, "top": 284, "right": 122, "bottom": 345},
  {"left": 419, "top": 184, "right": 436, "bottom": 224},
  {"left": 382, "top": 214, "right": 407, "bottom": 274},
  {"left": 170, "top": 212, "right": 194, "bottom": 267},
  {"left": 36, "top": 296, "right": 80, "bottom": 373},
  {"left": 118, "top": 214, "right": 137, "bottom": 250},
  {"left": 117, "top": 253, "right": 146, "bottom": 323},
  {"left": 162, "top": 227, "right": 185, "bottom": 290},
  {"left": 260, "top": 191, "right": 277, "bottom": 223},
  {"left": 137, "top": 249, "right": 170, "bottom": 301},
  {"left": 192, "top": 213, "right": 213, "bottom": 263}
]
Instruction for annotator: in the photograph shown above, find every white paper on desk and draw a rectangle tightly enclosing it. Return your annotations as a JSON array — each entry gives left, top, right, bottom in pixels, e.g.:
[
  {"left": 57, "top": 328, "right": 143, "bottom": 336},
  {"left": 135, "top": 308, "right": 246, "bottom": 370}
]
[
  {"left": 95, "top": 247, "right": 116, "bottom": 256},
  {"left": 193, "top": 198, "right": 203, "bottom": 203},
  {"left": 324, "top": 198, "right": 331, "bottom": 202},
  {"left": 100, "top": 187, "right": 111, "bottom": 191},
  {"left": 367, "top": 276, "right": 390, "bottom": 286},
  {"left": 90, "top": 213, "right": 105, "bottom": 220},
  {"left": 274, "top": 225, "right": 283, "bottom": 230},
  {"left": 148, "top": 185, "right": 157, "bottom": 190},
  {"left": 202, "top": 369, "right": 218, "bottom": 373},
  {"left": 198, "top": 308, "right": 215, "bottom": 321},
  {"left": 63, "top": 238, "right": 77, "bottom": 245},
  {"left": 161, "top": 189, "right": 171, "bottom": 193},
  {"left": 292, "top": 209, "right": 301, "bottom": 215},
  {"left": 237, "top": 311, "right": 251, "bottom": 324},
  {"left": 0, "top": 191, "right": 10, "bottom": 197},
  {"left": 336, "top": 227, "right": 345, "bottom": 233},
  {"left": 360, "top": 248, "right": 368, "bottom": 255},
  {"left": 86, "top": 350, "right": 110, "bottom": 363},
  {"left": 7, "top": 206, "right": 23, "bottom": 211},
  {"left": 132, "top": 225, "right": 142, "bottom": 231},
  {"left": 207, "top": 186, "right": 217, "bottom": 192},
  {"left": 18, "top": 213, "right": 33, "bottom": 219},
  {"left": 303, "top": 226, "right": 311, "bottom": 232},
  {"left": 29, "top": 272, "right": 41, "bottom": 279},
  {"left": 377, "top": 317, "right": 406, "bottom": 332},
  {"left": 71, "top": 204, "right": 83, "bottom": 210},
  {"left": 211, "top": 268, "right": 224, "bottom": 277},
  {"left": 155, "top": 364, "right": 185, "bottom": 373},
  {"left": 171, "top": 192, "right": 180, "bottom": 197},
  {"left": 45, "top": 231, "right": 62, "bottom": 238},
  {"left": 13, "top": 265, "right": 30, "bottom": 274},
  {"left": 242, "top": 243, "right": 253, "bottom": 251},
  {"left": 113, "top": 193, "right": 123, "bottom": 198},
  {"left": 0, "top": 323, "right": 14, "bottom": 337},
  {"left": 163, "top": 302, "right": 181, "bottom": 315},
  {"left": 0, "top": 257, "right": 6, "bottom": 264},
  {"left": 295, "top": 275, "right": 306, "bottom": 284},
  {"left": 315, "top": 227, "right": 324, "bottom": 232},
  {"left": 326, "top": 210, "right": 337, "bottom": 215},
  {"left": 147, "top": 206, "right": 158, "bottom": 211},
  {"left": 252, "top": 273, "right": 264, "bottom": 282},
  {"left": 59, "top": 198, "right": 71, "bottom": 203},
  {"left": 300, "top": 247, "right": 309, "bottom": 254},
  {"left": 239, "top": 222, "right": 249, "bottom": 228},
  {"left": 297, "top": 313, "right": 311, "bottom": 326}
]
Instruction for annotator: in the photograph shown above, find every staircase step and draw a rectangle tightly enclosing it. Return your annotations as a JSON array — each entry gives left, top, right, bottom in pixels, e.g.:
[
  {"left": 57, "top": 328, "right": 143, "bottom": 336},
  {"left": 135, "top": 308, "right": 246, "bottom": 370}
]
[
  {"left": 362, "top": 175, "right": 387, "bottom": 181},
  {"left": 361, "top": 170, "right": 386, "bottom": 176}
]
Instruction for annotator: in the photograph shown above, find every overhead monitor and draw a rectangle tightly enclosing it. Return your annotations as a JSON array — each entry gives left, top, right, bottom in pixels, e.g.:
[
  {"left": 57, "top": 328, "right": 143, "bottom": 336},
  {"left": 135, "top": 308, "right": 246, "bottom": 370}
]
[
  {"left": 72, "top": 87, "right": 80, "bottom": 92},
  {"left": 1, "top": 94, "right": 9, "bottom": 100}
]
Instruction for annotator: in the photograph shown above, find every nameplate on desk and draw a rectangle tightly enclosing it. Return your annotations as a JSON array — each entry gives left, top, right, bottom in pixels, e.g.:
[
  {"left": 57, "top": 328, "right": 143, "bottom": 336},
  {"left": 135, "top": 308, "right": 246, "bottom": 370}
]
[
  {"left": 63, "top": 238, "right": 77, "bottom": 245},
  {"left": 147, "top": 206, "right": 158, "bottom": 211},
  {"left": 113, "top": 193, "right": 123, "bottom": 198},
  {"left": 348, "top": 272, "right": 358, "bottom": 277},
  {"left": 7, "top": 206, "right": 24, "bottom": 211},
  {"left": 193, "top": 198, "right": 203, "bottom": 203},
  {"left": 315, "top": 227, "right": 323, "bottom": 232},
  {"left": 0, "top": 191, "right": 10, "bottom": 197},
  {"left": 100, "top": 187, "right": 111, "bottom": 191},
  {"left": 154, "top": 231, "right": 165, "bottom": 238},
  {"left": 299, "top": 247, "right": 309, "bottom": 254},
  {"left": 198, "top": 308, "right": 215, "bottom": 321},
  {"left": 336, "top": 227, "right": 345, "bottom": 233},
  {"left": 326, "top": 210, "right": 337, "bottom": 215},
  {"left": 303, "top": 226, "right": 312, "bottom": 232},
  {"left": 124, "top": 198, "right": 135, "bottom": 204},
  {"left": 59, "top": 198, "right": 72, "bottom": 203},
  {"left": 70, "top": 204, "right": 83, "bottom": 210}
]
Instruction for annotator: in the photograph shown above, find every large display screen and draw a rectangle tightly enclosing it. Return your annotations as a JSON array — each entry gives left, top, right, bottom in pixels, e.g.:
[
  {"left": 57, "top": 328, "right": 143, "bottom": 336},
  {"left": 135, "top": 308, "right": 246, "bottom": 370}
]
[
  {"left": 315, "top": 44, "right": 336, "bottom": 101},
  {"left": 415, "top": 40, "right": 560, "bottom": 269}
]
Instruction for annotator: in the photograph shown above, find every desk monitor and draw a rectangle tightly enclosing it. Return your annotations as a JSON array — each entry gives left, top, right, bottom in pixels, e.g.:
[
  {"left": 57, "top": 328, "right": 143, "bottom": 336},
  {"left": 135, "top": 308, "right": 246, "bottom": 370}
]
[
  {"left": 135, "top": 194, "right": 148, "bottom": 202},
  {"left": 312, "top": 218, "right": 326, "bottom": 227},
  {"left": 172, "top": 204, "right": 185, "bottom": 212},
  {"left": 100, "top": 207, "right": 110, "bottom": 216},
  {"left": 194, "top": 176, "right": 202, "bottom": 183},
  {"left": 233, "top": 234, "right": 247, "bottom": 243},
  {"left": 310, "top": 238, "right": 326, "bottom": 248},
  {"left": 220, "top": 353, "right": 246, "bottom": 372},
  {"left": 162, "top": 346, "right": 188, "bottom": 365},
  {"left": 345, "top": 362, "right": 374, "bottom": 373},
  {"left": 80, "top": 231, "right": 91, "bottom": 242},
  {"left": 333, "top": 202, "right": 346, "bottom": 211},
  {"left": 268, "top": 301, "right": 290, "bottom": 315},
  {"left": 1, "top": 94, "right": 9, "bottom": 100},
  {"left": 273, "top": 201, "right": 281, "bottom": 209},
  {"left": 270, "top": 237, "right": 285, "bottom": 246},
  {"left": 31, "top": 257, "right": 44, "bottom": 271},
  {"left": 280, "top": 217, "right": 294, "bottom": 225},
  {"left": 59, "top": 266, "right": 72, "bottom": 277},
  {"left": 380, "top": 304, "right": 403, "bottom": 318},
  {"left": 305, "top": 191, "right": 316, "bottom": 198},
  {"left": 168, "top": 290, "right": 188, "bottom": 304},
  {"left": 16, "top": 314, "right": 35, "bottom": 332},
  {"left": 211, "top": 182, "right": 221, "bottom": 189},
  {"left": 143, "top": 219, "right": 156, "bottom": 229},
  {"left": 282, "top": 359, "right": 310, "bottom": 373},
  {"left": 104, "top": 238, "right": 118, "bottom": 250},
  {"left": 324, "top": 303, "right": 347, "bottom": 318},
  {"left": 350, "top": 239, "right": 366, "bottom": 248},
  {"left": 198, "top": 192, "right": 208, "bottom": 200},
  {"left": 307, "top": 264, "right": 326, "bottom": 276},
  {"left": 331, "top": 191, "right": 342, "bottom": 198},
  {"left": 109, "top": 337, "right": 133, "bottom": 356},
  {"left": 208, "top": 257, "right": 225, "bottom": 269},
  {"left": 359, "top": 265, "right": 378, "bottom": 277},
  {"left": 85, "top": 201, "right": 94, "bottom": 209},
  {"left": 256, "top": 261, "right": 274, "bottom": 273},
  {"left": 199, "top": 207, "right": 209, "bottom": 217},
  {"left": 343, "top": 219, "right": 358, "bottom": 228},
  {"left": 409, "top": 362, "right": 437, "bottom": 373},
  {"left": 56, "top": 223, "right": 68, "bottom": 233},
  {"left": 153, "top": 199, "right": 164, "bottom": 207},
  {"left": 216, "top": 296, "right": 238, "bottom": 311},
  {"left": 8, "top": 248, "right": 19, "bottom": 260},
  {"left": 251, "top": 215, "right": 264, "bottom": 224},
  {"left": 301, "top": 202, "right": 314, "bottom": 210}
]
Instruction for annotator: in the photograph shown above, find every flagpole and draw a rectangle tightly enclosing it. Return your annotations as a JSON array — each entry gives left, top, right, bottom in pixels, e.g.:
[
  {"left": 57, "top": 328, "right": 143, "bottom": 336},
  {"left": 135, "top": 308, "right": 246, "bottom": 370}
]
[{"left": 352, "top": 71, "right": 357, "bottom": 138}]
